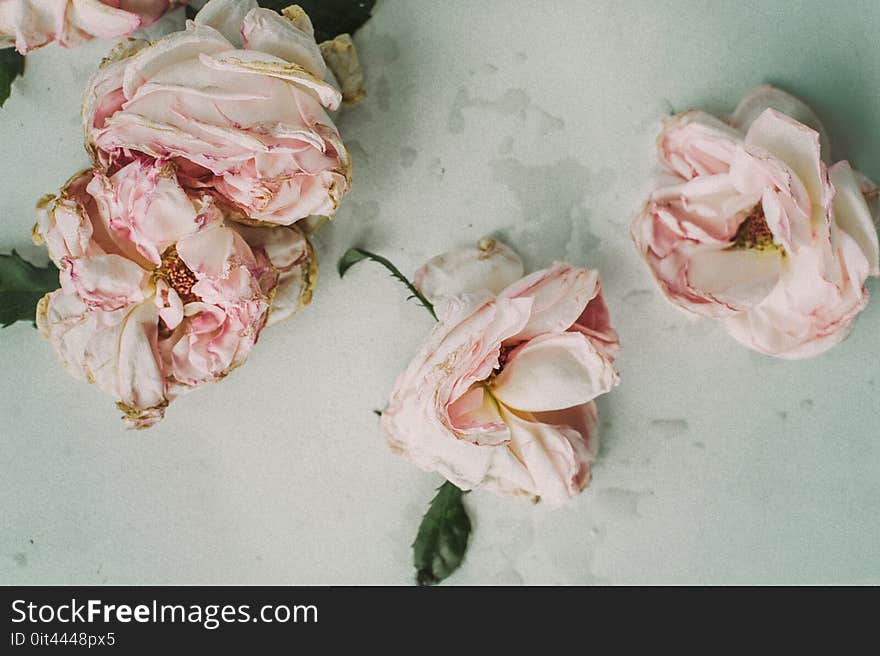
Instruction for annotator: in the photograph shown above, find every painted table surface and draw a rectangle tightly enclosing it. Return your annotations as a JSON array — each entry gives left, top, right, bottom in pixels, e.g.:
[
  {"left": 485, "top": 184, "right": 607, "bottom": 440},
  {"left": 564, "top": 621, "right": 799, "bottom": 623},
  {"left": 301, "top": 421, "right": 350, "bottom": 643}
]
[{"left": 1, "top": 0, "right": 879, "bottom": 585}]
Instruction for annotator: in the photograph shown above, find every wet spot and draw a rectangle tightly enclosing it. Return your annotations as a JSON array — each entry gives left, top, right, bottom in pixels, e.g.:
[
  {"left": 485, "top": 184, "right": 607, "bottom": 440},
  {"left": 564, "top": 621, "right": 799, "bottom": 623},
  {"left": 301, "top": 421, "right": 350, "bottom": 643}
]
[
  {"left": 13, "top": 552, "right": 27, "bottom": 567},
  {"left": 347, "top": 200, "right": 380, "bottom": 224},
  {"left": 650, "top": 419, "right": 689, "bottom": 436},
  {"left": 448, "top": 87, "right": 563, "bottom": 136},
  {"left": 800, "top": 399, "right": 814, "bottom": 410},
  {"left": 400, "top": 147, "right": 417, "bottom": 168},
  {"left": 595, "top": 488, "right": 651, "bottom": 519},
  {"left": 776, "top": 410, "right": 788, "bottom": 420},
  {"left": 375, "top": 36, "right": 400, "bottom": 63},
  {"left": 489, "top": 157, "right": 600, "bottom": 262},
  {"left": 376, "top": 74, "right": 391, "bottom": 113}
]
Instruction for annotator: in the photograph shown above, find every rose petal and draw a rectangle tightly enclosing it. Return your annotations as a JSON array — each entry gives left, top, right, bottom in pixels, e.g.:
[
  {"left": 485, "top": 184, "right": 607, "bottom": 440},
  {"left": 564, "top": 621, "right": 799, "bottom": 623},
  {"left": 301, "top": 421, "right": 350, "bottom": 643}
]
[
  {"left": 241, "top": 7, "right": 326, "bottom": 79},
  {"left": 731, "top": 85, "right": 831, "bottom": 160},
  {"left": 686, "top": 246, "right": 783, "bottom": 310},
  {"left": 745, "top": 109, "right": 830, "bottom": 226},
  {"left": 829, "top": 161, "right": 879, "bottom": 276},
  {"left": 501, "top": 263, "right": 600, "bottom": 341},
  {"left": 492, "top": 332, "right": 618, "bottom": 412},
  {"left": 414, "top": 238, "right": 525, "bottom": 304},
  {"left": 193, "top": 0, "right": 257, "bottom": 47}
]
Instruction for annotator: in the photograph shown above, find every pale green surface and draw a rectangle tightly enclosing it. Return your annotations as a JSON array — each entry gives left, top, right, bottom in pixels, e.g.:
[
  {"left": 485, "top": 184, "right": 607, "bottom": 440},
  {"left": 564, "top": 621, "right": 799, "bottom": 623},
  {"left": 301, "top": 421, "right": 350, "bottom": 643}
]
[{"left": 0, "top": 0, "right": 878, "bottom": 584}]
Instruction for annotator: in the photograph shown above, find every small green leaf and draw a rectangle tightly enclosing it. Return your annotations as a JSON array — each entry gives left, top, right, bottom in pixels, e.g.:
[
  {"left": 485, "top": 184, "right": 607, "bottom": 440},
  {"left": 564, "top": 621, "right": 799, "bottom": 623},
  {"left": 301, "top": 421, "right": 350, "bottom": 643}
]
[
  {"left": 260, "top": 0, "right": 376, "bottom": 42},
  {"left": 0, "top": 48, "right": 25, "bottom": 108},
  {"left": 413, "top": 481, "right": 472, "bottom": 586},
  {"left": 338, "top": 247, "right": 437, "bottom": 319},
  {"left": 0, "top": 250, "right": 59, "bottom": 327}
]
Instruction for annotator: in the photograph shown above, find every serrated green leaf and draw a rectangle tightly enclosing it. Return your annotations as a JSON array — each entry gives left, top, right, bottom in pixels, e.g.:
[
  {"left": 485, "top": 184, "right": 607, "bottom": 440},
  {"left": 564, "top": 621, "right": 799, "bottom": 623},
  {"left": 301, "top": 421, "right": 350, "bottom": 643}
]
[
  {"left": 0, "top": 48, "right": 25, "bottom": 108},
  {"left": 413, "top": 481, "right": 471, "bottom": 586},
  {"left": 0, "top": 250, "right": 59, "bottom": 327},
  {"left": 260, "top": 0, "right": 375, "bottom": 42},
  {"left": 338, "top": 247, "right": 437, "bottom": 319}
]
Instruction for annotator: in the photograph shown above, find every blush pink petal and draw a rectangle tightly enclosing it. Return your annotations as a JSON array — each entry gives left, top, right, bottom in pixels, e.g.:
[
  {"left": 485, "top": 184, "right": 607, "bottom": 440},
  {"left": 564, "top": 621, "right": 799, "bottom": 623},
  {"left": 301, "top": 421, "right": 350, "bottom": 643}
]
[
  {"left": 241, "top": 7, "right": 327, "bottom": 80},
  {"left": 497, "top": 403, "right": 597, "bottom": 506},
  {"left": 658, "top": 110, "right": 742, "bottom": 179},
  {"left": 192, "top": 0, "right": 255, "bottom": 47},
  {"left": 731, "top": 84, "right": 831, "bottom": 158},
  {"left": 829, "top": 161, "right": 879, "bottom": 276},
  {"left": 414, "top": 239, "right": 524, "bottom": 304},
  {"left": 501, "top": 263, "right": 600, "bottom": 341},
  {"left": 492, "top": 332, "right": 617, "bottom": 412},
  {"left": 60, "top": 253, "right": 149, "bottom": 311}
]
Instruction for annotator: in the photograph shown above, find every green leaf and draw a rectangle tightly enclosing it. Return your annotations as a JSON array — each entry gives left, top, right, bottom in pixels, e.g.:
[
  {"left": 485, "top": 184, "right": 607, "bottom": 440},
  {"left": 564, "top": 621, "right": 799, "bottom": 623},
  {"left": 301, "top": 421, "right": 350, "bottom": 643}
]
[
  {"left": 413, "top": 481, "right": 472, "bottom": 586},
  {"left": 338, "top": 247, "right": 437, "bottom": 319},
  {"left": 0, "top": 250, "right": 59, "bottom": 327},
  {"left": 260, "top": 0, "right": 376, "bottom": 42},
  {"left": 0, "top": 48, "right": 25, "bottom": 108}
]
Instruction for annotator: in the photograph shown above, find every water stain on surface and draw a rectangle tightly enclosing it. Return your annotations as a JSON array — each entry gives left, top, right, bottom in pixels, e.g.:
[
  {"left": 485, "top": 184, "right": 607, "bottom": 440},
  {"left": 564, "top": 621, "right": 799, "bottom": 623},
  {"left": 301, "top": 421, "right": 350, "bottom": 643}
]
[
  {"left": 489, "top": 157, "right": 601, "bottom": 263},
  {"left": 650, "top": 419, "right": 690, "bottom": 436},
  {"left": 448, "top": 87, "right": 564, "bottom": 136},
  {"left": 346, "top": 200, "right": 380, "bottom": 225},
  {"left": 595, "top": 488, "right": 652, "bottom": 519},
  {"left": 13, "top": 552, "right": 26, "bottom": 567},
  {"left": 400, "top": 146, "right": 417, "bottom": 168},
  {"left": 376, "top": 74, "right": 391, "bottom": 112}
]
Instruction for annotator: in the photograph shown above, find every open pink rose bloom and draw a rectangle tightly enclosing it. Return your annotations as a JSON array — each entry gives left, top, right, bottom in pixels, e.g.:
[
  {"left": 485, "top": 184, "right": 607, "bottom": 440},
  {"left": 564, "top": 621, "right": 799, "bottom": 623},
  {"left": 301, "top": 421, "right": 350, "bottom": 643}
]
[
  {"left": 83, "top": 0, "right": 351, "bottom": 225},
  {"left": 34, "top": 159, "right": 316, "bottom": 428},
  {"left": 381, "top": 240, "right": 620, "bottom": 505},
  {"left": 0, "top": 0, "right": 187, "bottom": 53},
  {"left": 632, "top": 85, "right": 879, "bottom": 358}
]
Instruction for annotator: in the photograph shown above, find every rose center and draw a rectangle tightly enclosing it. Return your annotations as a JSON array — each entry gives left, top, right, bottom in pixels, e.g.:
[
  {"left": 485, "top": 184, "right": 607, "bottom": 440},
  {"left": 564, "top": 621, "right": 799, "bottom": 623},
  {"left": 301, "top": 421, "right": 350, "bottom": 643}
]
[
  {"left": 733, "top": 205, "right": 777, "bottom": 250},
  {"left": 156, "top": 246, "right": 199, "bottom": 304}
]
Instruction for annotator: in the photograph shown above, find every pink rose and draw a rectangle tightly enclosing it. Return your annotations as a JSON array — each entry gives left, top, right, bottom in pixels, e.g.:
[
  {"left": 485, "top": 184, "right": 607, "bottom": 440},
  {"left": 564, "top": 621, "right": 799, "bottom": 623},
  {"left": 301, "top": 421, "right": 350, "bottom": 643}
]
[
  {"left": 0, "top": 0, "right": 186, "bottom": 53},
  {"left": 381, "top": 239, "right": 620, "bottom": 505},
  {"left": 34, "top": 158, "right": 315, "bottom": 428},
  {"left": 82, "top": 0, "right": 351, "bottom": 226},
  {"left": 632, "top": 85, "right": 879, "bottom": 358}
]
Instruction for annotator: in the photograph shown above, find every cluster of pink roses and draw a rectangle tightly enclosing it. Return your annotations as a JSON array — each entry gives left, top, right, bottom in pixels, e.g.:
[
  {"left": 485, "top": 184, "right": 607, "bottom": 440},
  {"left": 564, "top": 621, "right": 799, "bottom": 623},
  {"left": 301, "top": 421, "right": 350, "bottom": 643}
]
[
  {"left": 376, "top": 86, "right": 878, "bottom": 508},
  {"left": 33, "top": 0, "right": 353, "bottom": 427}
]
